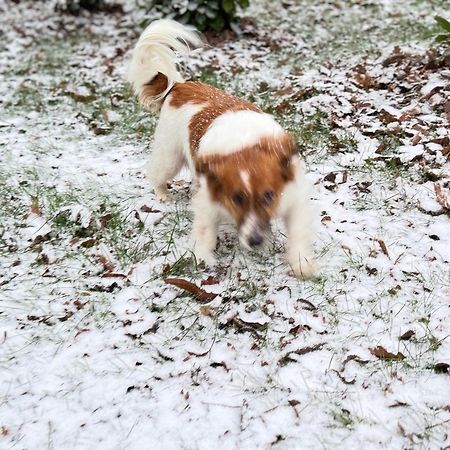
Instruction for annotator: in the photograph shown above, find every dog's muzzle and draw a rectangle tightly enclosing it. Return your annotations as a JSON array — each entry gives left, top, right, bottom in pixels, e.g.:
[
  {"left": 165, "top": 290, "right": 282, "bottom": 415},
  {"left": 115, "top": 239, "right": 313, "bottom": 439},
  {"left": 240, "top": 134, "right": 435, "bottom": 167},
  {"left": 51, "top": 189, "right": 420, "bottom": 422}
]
[{"left": 239, "top": 213, "right": 269, "bottom": 250}]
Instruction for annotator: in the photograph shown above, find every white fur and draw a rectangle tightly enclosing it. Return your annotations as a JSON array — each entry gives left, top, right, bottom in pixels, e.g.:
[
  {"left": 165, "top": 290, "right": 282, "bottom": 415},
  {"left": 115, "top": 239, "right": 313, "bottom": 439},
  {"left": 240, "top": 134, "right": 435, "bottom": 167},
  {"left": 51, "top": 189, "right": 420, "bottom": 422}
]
[
  {"left": 239, "top": 211, "right": 259, "bottom": 248},
  {"left": 191, "top": 177, "right": 220, "bottom": 265},
  {"left": 279, "top": 158, "right": 316, "bottom": 278},
  {"left": 146, "top": 101, "right": 204, "bottom": 200},
  {"left": 198, "top": 110, "right": 283, "bottom": 156},
  {"left": 127, "top": 19, "right": 203, "bottom": 101},
  {"left": 130, "top": 20, "right": 316, "bottom": 278},
  {"left": 240, "top": 170, "right": 250, "bottom": 191}
]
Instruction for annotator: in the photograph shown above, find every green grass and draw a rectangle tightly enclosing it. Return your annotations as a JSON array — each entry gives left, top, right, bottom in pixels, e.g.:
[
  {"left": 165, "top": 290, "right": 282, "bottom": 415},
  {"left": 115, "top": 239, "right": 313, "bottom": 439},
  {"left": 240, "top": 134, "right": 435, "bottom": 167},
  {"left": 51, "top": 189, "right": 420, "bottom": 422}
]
[{"left": 256, "top": 0, "right": 446, "bottom": 70}]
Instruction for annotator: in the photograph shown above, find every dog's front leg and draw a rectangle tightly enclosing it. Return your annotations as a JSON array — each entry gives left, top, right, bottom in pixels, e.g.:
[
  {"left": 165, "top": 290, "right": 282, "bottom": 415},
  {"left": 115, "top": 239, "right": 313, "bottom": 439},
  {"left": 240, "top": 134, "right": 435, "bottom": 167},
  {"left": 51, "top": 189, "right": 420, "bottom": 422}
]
[
  {"left": 284, "top": 208, "right": 316, "bottom": 279},
  {"left": 191, "top": 183, "right": 218, "bottom": 266},
  {"left": 280, "top": 176, "right": 316, "bottom": 279}
]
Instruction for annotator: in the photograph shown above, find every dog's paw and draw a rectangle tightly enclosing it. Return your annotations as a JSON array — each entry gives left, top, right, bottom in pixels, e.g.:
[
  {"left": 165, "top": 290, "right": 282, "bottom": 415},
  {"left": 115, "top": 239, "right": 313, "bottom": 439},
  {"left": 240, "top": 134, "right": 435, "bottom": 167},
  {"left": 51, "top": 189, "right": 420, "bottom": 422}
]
[
  {"left": 193, "top": 249, "right": 217, "bottom": 268},
  {"left": 154, "top": 188, "right": 174, "bottom": 203},
  {"left": 289, "top": 257, "right": 317, "bottom": 279}
]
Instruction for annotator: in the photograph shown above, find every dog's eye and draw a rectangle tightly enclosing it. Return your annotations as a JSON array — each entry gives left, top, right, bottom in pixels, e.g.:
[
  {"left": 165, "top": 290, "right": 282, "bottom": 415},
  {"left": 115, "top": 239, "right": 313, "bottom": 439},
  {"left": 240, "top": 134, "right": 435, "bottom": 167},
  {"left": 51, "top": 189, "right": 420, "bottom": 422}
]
[
  {"left": 232, "top": 191, "right": 245, "bottom": 206},
  {"left": 262, "top": 190, "right": 275, "bottom": 205}
]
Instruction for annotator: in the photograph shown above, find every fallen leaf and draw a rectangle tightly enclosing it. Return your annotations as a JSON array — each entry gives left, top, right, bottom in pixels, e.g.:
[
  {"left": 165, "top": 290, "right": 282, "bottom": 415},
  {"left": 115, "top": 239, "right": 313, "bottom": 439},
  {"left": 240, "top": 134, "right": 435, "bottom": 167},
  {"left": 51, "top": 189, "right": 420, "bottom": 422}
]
[
  {"left": 399, "top": 107, "right": 420, "bottom": 122},
  {"left": 388, "top": 401, "right": 410, "bottom": 408},
  {"left": 354, "top": 72, "right": 377, "bottom": 89},
  {"left": 382, "top": 47, "right": 407, "bottom": 66},
  {"left": 140, "top": 205, "right": 161, "bottom": 213},
  {"left": 99, "top": 213, "right": 113, "bottom": 228},
  {"left": 434, "top": 362, "right": 449, "bottom": 374},
  {"left": 279, "top": 343, "right": 325, "bottom": 365},
  {"left": 80, "top": 238, "right": 96, "bottom": 248},
  {"left": 97, "top": 255, "right": 114, "bottom": 272},
  {"left": 58, "top": 311, "right": 74, "bottom": 322},
  {"left": 101, "top": 272, "right": 128, "bottom": 279},
  {"left": 201, "top": 275, "right": 219, "bottom": 286},
  {"left": 324, "top": 172, "right": 337, "bottom": 183},
  {"left": 164, "top": 278, "right": 218, "bottom": 302},
  {"left": 399, "top": 330, "right": 415, "bottom": 341},
  {"left": 186, "top": 350, "right": 209, "bottom": 357},
  {"left": 74, "top": 300, "right": 86, "bottom": 310},
  {"left": 411, "top": 134, "right": 422, "bottom": 145},
  {"left": 67, "top": 91, "right": 96, "bottom": 103},
  {"left": 297, "top": 298, "right": 317, "bottom": 311},
  {"left": 377, "top": 239, "right": 390, "bottom": 258},
  {"left": 332, "top": 369, "right": 356, "bottom": 385},
  {"left": 434, "top": 183, "right": 450, "bottom": 210},
  {"left": 199, "top": 305, "right": 216, "bottom": 317},
  {"left": 274, "top": 86, "right": 293, "bottom": 96},
  {"left": 30, "top": 197, "right": 41, "bottom": 215},
  {"left": 369, "top": 346, "right": 405, "bottom": 361},
  {"left": 379, "top": 109, "right": 398, "bottom": 123},
  {"left": 342, "top": 354, "right": 370, "bottom": 369},
  {"left": 291, "top": 343, "right": 324, "bottom": 357}
]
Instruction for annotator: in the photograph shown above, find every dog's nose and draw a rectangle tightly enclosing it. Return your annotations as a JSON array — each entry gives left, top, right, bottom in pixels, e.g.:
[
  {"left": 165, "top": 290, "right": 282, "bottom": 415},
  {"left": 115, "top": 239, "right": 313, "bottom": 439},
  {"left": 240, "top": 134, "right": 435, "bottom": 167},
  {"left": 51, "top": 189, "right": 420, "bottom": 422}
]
[{"left": 248, "top": 233, "right": 264, "bottom": 248}]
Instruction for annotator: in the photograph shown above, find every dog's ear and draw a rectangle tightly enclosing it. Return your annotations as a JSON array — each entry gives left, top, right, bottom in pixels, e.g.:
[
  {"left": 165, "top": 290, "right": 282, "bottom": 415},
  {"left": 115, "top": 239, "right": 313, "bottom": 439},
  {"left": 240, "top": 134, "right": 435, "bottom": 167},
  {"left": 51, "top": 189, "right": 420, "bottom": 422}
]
[
  {"left": 278, "top": 135, "right": 296, "bottom": 182},
  {"left": 196, "top": 159, "right": 222, "bottom": 195}
]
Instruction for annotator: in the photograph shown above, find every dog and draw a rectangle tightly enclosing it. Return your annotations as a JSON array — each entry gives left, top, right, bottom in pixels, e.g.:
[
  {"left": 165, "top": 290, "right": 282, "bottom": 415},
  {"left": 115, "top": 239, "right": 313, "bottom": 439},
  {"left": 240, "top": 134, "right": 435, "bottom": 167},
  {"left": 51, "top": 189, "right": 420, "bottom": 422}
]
[{"left": 128, "top": 19, "right": 316, "bottom": 278}]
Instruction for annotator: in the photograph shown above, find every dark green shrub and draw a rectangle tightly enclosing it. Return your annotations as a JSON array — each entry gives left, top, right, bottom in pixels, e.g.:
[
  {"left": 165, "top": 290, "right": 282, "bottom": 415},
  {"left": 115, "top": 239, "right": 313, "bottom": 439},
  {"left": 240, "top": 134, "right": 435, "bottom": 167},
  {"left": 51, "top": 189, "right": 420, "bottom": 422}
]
[
  {"left": 434, "top": 16, "right": 450, "bottom": 46},
  {"left": 56, "top": 0, "right": 122, "bottom": 14},
  {"left": 145, "top": 0, "right": 250, "bottom": 32}
]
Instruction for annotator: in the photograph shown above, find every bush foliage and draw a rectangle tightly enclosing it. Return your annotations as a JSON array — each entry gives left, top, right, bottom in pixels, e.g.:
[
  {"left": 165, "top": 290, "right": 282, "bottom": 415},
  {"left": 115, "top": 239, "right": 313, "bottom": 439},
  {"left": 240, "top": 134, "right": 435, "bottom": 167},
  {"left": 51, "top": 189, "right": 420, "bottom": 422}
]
[
  {"left": 434, "top": 16, "right": 450, "bottom": 46},
  {"left": 56, "top": 0, "right": 106, "bottom": 13},
  {"left": 56, "top": 0, "right": 249, "bottom": 32},
  {"left": 143, "top": 0, "right": 249, "bottom": 32}
]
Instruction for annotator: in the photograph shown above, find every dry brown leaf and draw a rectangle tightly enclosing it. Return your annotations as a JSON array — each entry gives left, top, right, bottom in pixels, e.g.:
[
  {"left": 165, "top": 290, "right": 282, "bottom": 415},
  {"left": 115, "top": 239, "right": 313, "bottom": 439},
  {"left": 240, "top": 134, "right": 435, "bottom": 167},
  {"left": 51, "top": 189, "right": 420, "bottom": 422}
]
[
  {"left": 30, "top": 197, "right": 41, "bottom": 216},
  {"left": 297, "top": 298, "right": 317, "bottom": 311},
  {"left": 399, "top": 330, "right": 415, "bottom": 341},
  {"left": 293, "top": 343, "right": 324, "bottom": 356},
  {"left": 354, "top": 72, "right": 377, "bottom": 89},
  {"left": 332, "top": 369, "right": 356, "bottom": 385},
  {"left": 80, "top": 238, "right": 96, "bottom": 248},
  {"left": 411, "top": 134, "right": 422, "bottom": 146},
  {"left": 274, "top": 86, "right": 293, "bottom": 96},
  {"left": 434, "top": 183, "right": 450, "bottom": 210},
  {"left": 101, "top": 272, "right": 127, "bottom": 279},
  {"left": 369, "top": 346, "right": 405, "bottom": 361},
  {"left": 199, "top": 305, "right": 216, "bottom": 317},
  {"left": 201, "top": 275, "right": 219, "bottom": 286},
  {"left": 140, "top": 205, "right": 161, "bottom": 213},
  {"left": 377, "top": 239, "right": 390, "bottom": 258},
  {"left": 164, "top": 277, "right": 218, "bottom": 302},
  {"left": 186, "top": 350, "right": 209, "bottom": 357},
  {"left": 434, "top": 363, "right": 449, "bottom": 374},
  {"left": 379, "top": 109, "right": 398, "bottom": 124},
  {"left": 99, "top": 213, "right": 113, "bottom": 228},
  {"left": 444, "top": 100, "right": 450, "bottom": 122},
  {"left": 399, "top": 107, "right": 420, "bottom": 122},
  {"left": 67, "top": 91, "right": 96, "bottom": 103},
  {"left": 97, "top": 255, "right": 114, "bottom": 273},
  {"left": 342, "top": 354, "right": 370, "bottom": 369}
]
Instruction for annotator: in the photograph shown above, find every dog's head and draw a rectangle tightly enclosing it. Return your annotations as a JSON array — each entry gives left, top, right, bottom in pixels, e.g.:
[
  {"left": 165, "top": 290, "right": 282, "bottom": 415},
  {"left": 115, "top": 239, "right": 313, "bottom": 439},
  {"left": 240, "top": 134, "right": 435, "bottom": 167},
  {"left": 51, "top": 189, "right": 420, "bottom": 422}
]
[{"left": 196, "top": 134, "right": 297, "bottom": 250}]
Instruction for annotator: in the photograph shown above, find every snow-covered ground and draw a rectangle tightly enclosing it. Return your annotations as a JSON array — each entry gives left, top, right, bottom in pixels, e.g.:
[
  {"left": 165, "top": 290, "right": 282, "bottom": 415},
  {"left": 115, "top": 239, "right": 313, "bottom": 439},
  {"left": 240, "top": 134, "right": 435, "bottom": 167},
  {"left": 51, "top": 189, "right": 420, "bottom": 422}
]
[{"left": 1, "top": 1, "right": 449, "bottom": 448}]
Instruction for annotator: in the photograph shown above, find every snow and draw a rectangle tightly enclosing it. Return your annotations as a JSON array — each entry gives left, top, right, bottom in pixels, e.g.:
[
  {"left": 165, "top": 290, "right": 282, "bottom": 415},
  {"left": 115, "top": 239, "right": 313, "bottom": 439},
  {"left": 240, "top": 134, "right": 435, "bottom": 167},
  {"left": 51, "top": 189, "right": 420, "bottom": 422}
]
[{"left": 1, "top": 1, "right": 450, "bottom": 449}]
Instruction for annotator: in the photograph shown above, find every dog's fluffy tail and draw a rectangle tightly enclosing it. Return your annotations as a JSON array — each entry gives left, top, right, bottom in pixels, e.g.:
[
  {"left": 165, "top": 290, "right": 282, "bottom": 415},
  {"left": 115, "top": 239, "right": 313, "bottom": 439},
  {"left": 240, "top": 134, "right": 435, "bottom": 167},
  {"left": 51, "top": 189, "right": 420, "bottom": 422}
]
[{"left": 128, "top": 19, "right": 203, "bottom": 109}]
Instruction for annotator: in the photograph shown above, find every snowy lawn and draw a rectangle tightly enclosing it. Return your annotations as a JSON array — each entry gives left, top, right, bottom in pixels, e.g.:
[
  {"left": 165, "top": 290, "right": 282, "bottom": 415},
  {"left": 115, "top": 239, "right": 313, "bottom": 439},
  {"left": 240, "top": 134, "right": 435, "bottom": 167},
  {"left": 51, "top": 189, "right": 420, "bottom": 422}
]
[{"left": 1, "top": 1, "right": 450, "bottom": 448}]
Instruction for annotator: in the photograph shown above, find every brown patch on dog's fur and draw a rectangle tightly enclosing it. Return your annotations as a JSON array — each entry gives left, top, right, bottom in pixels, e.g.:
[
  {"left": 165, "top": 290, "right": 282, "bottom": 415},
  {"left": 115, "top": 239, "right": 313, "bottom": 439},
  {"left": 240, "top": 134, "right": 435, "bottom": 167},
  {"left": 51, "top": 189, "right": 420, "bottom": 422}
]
[
  {"left": 139, "top": 72, "right": 169, "bottom": 109},
  {"left": 169, "top": 82, "right": 260, "bottom": 154},
  {"left": 196, "top": 134, "right": 296, "bottom": 226}
]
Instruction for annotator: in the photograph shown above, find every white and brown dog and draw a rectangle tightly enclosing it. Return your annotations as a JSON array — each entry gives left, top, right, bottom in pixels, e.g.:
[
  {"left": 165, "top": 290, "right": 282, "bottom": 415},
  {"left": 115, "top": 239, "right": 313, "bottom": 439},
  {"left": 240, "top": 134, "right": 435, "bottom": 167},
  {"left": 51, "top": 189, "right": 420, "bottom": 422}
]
[{"left": 128, "top": 19, "right": 316, "bottom": 278}]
